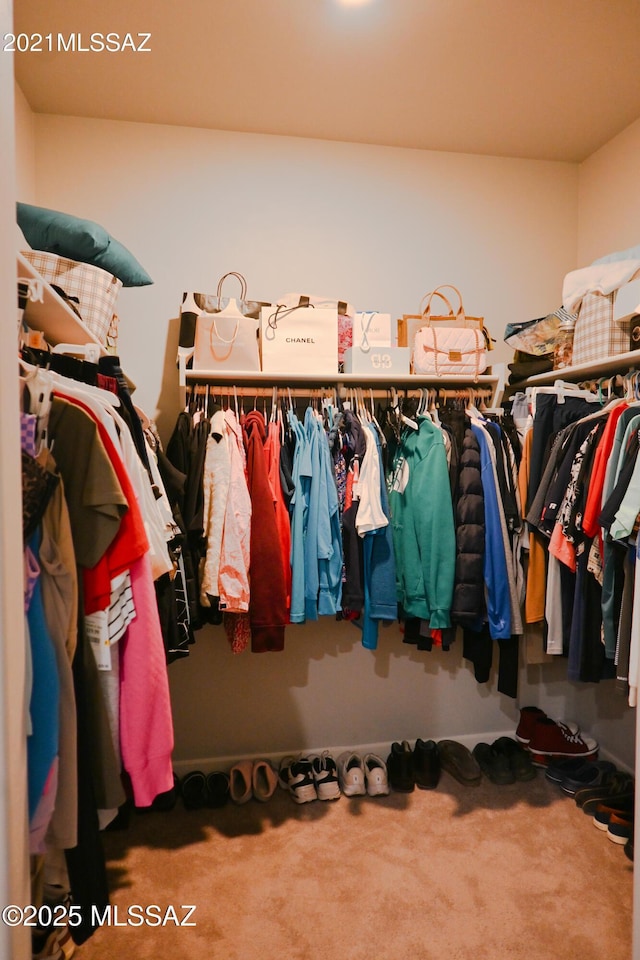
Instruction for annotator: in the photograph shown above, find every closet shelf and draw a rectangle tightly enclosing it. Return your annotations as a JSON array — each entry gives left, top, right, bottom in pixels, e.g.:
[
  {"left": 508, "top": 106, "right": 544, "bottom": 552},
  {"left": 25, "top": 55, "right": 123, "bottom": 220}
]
[
  {"left": 183, "top": 364, "right": 505, "bottom": 400},
  {"left": 17, "top": 252, "right": 106, "bottom": 355},
  {"left": 517, "top": 350, "right": 640, "bottom": 387}
]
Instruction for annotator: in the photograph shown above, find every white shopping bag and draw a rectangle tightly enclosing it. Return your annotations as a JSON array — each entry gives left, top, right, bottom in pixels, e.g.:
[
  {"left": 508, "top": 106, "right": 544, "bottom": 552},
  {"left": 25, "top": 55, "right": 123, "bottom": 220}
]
[
  {"left": 353, "top": 312, "right": 392, "bottom": 350},
  {"left": 260, "top": 304, "right": 339, "bottom": 375}
]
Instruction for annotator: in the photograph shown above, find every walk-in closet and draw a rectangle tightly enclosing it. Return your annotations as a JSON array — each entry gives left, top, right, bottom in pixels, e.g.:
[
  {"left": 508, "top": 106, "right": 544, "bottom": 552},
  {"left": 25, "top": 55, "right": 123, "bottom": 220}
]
[{"left": 3, "top": 2, "right": 640, "bottom": 958}]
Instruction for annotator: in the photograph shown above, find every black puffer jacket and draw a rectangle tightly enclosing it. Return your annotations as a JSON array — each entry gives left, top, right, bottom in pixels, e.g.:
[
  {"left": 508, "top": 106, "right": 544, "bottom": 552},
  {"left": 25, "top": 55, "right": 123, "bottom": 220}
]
[{"left": 451, "top": 427, "right": 486, "bottom": 626}]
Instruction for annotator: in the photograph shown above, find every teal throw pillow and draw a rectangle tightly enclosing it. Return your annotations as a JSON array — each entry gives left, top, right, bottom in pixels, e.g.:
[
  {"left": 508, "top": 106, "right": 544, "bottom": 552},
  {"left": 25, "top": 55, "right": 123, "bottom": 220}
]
[{"left": 17, "top": 202, "right": 153, "bottom": 287}]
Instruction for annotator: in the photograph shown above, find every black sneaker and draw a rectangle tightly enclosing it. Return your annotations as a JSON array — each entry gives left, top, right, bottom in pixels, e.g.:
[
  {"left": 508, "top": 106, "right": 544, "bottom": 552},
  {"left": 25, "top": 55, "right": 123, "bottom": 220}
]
[
  {"left": 386, "top": 741, "right": 415, "bottom": 792},
  {"left": 560, "top": 760, "right": 617, "bottom": 797}
]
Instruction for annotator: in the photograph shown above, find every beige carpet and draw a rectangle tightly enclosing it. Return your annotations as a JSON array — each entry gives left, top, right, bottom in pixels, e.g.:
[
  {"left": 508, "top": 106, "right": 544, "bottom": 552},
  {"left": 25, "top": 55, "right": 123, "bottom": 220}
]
[{"left": 84, "top": 771, "right": 632, "bottom": 960}]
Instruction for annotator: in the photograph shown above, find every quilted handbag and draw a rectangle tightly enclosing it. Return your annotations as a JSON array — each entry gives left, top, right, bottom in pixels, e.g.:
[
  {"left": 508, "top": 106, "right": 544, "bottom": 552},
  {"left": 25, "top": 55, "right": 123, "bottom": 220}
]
[
  {"left": 411, "top": 287, "right": 487, "bottom": 377},
  {"left": 412, "top": 325, "right": 487, "bottom": 378}
]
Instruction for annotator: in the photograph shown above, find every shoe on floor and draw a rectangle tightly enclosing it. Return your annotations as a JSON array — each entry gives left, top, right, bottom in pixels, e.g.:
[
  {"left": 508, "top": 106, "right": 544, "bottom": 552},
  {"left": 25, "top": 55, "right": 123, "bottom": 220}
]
[
  {"left": 363, "top": 753, "right": 390, "bottom": 797},
  {"left": 625, "top": 835, "right": 634, "bottom": 862},
  {"left": 515, "top": 706, "right": 580, "bottom": 746},
  {"left": 492, "top": 737, "right": 536, "bottom": 782},
  {"left": 582, "top": 790, "right": 635, "bottom": 819},
  {"left": 438, "top": 740, "right": 482, "bottom": 786},
  {"left": 386, "top": 741, "right": 415, "bottom": 792},
  {"left": 181, "top": 770, "right": 208, "bottom": 809},
  {"left": 229, "top": 759, "right": 254, "bottom": 804},
  {"left": 206, "top": 771, "right": 230, "bottom": 808},
  {"left": 279, "top": 756, "right": 317, "bottom": 804},
  {"left": 560, "top": 760, "right": 617, "bottom": 797},
  {"left": 413, "top": 739, "right": 441, "bottom": 790},
  {"left": 310, "top": 751, "right": 341, "bottom": 801},
  {"left": 607, "top": 812, "right": 634, "bottom": 845},
  {"left": 472, "top": 742, "right": 515, "bottom": 785},
  {"left": 252, "top": 759, "right": 278, "bottom": 802},
  {"left": 593, "top": 796, "right": 635, "bottom": 831},
  {"left": 527, "top": 718, "right": 598, "bottom": 766},
  {"left": 515, "top": 706, "right": 547, "bottom": 745},
  {"left": 577, "top": 773, "right": 635, "bottom": 812},
  {"left": 545, "top": 757, "right": 592, "bottom": 785},
  {"left": 337, "top": 752, "right": 367, "bottom": 797}
]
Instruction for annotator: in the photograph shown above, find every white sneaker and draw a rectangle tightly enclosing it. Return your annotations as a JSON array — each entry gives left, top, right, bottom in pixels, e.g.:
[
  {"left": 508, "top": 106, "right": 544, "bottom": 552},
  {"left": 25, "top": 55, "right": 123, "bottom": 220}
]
[
  {"left": 310, "top": 751, "right": 341, "bottom": 801},
  {"left": 278, "top": 755, "right": 317, "bottom": 804},
  {"left": 363, "top": 753, "right": 390, "bottom": 796},
  {"left": 337, "top": 751, "right": 366, "bottom": 797}
]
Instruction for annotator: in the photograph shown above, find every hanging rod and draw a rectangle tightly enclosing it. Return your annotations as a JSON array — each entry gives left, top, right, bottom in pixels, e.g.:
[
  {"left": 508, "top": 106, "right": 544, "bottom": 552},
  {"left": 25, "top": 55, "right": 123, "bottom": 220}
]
[{"left": 185, "top": 383, "right": 496, "bottom": 401}]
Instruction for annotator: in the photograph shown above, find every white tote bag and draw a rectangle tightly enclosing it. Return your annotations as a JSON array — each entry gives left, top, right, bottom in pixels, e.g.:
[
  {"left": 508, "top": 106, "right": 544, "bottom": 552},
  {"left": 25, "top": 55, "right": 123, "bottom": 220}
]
[
  {"left": 192, "top": 296, "right": 261, "bottom": 372},
  {"left": 260, "top": 304, "right": 339, "bottom": 375}
]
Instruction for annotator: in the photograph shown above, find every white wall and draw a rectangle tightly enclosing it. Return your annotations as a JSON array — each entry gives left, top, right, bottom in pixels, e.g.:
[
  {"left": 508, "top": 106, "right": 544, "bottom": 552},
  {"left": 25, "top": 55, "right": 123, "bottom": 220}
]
[
  {"left": 26, "top": 113, "right": 583, "bottom": 764},
  {"left": 578, "top": 116, "right": 640, "bottom": 265},
  {"left": 14, "top": 83, "right": 35, "bottom": 203}
]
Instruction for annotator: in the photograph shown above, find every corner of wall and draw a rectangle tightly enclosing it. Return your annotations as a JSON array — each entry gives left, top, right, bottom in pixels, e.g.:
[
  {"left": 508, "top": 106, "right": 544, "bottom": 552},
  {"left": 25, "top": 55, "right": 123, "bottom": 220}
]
[{"left": 14, "top": 81, "right": 36, "bottom": 202}]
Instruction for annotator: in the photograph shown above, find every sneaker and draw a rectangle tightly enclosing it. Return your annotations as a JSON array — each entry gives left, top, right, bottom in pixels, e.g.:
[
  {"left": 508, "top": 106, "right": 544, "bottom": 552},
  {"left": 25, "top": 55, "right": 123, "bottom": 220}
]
[
  {"left": 515, "top": 706, "right": 580, "bottom": 746},
  {"left": 545, "top": 757, "right": 591, "bottom": 785},
  {"left": 577, "top": 771, "right": 635, "bottom": 812},
  {"left": 278, "top": 756, "right": 317, "bottom": 804},
  {"left": 560, "top": 760, "right": 617, "bottom": 797},
  {"left": 310, "top": 751, "right": 341, "bottom": 801},
  {"left": 582, "top": 790, "right": 635, "bottom": 819},
  {"left": 593, "top": 797, "right": 634, "bottom": 831},
  {"left": 527, "top": 718, "right": 598, "bottom": 767},
  {"left": 515, "top": 706, "right": 547, "bottom": 745},
  {"left": 337, "top": 752, "right": 366, "bottom": 797},
  {"left": 363, "top": 753, "right": 390, "bottom": 797},
  {"left": 386, "top": 741, "right": 415, "bottom": 792},
  {"left": 607, "top": 813, "right": 634, "bottom": 845}
]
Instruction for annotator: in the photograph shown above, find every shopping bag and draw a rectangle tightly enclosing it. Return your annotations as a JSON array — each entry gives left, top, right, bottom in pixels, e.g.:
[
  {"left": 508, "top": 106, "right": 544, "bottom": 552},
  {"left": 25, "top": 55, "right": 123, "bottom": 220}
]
[
  {"left": 352, "top": 311, "right": 392, "bottom": 350},
  {"left": 504, "top": 308, "right": 576, "bottom": 357},
  {"left": 275, "top": 292, "right": 354, "bottom": 366},
  {"left": 178, "top": 272, "right": 269, "bottom": 371},
  {"left": 260, "top": 303, "right": 339, "bottom": 375}
]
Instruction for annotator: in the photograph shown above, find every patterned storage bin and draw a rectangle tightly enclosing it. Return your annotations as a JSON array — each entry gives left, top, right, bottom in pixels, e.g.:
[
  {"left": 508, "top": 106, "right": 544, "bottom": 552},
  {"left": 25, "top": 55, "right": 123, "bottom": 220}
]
[
  {"left": 22, "top": 250, "right": 122, "bottom": 352},
  {"left": 572, "top": 290, "right": 627, "bottom": 366}
]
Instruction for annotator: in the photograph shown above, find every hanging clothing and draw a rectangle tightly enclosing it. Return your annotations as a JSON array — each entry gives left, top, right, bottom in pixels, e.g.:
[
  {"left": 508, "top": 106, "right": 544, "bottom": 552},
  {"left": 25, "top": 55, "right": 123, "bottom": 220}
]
[
  {"left": 388, "top": 416, "right": 456, "bottom": 629},
  {"left": 243, "top": 410, "right": 288, "bottom": 652}
]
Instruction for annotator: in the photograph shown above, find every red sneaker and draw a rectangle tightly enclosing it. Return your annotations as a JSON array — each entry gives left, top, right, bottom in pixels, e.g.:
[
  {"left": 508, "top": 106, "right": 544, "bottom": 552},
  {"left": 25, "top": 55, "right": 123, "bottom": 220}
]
[
  {"left": 515, "top": 706, "right": 547, "bottom": 745},
  {"left": 528, "top": 717, "right": 598, "bottom": 767}
]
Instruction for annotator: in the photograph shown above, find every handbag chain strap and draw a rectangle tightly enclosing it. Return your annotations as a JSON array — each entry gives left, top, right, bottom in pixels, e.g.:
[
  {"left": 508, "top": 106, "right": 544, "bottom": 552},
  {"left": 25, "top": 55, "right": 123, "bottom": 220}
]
[{"left": 430, "top": 327, "right": 482, "bottom": 381}]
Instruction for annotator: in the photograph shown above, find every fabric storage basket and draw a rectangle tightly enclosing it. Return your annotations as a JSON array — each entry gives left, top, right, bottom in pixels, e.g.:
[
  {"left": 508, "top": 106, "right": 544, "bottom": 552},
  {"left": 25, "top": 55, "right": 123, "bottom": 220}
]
[
  {"left": 572, "top": 291, "right": 628, "bottom": 366},
  {"left": 22, "top": 249, "right": 122, "bottom": 351}
]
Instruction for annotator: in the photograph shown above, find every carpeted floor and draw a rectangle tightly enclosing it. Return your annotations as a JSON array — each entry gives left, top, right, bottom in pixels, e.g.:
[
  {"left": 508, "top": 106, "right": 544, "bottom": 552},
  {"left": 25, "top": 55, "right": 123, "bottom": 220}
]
[{"left": 83, "top": 770, "right": 632, "bottom": 960}]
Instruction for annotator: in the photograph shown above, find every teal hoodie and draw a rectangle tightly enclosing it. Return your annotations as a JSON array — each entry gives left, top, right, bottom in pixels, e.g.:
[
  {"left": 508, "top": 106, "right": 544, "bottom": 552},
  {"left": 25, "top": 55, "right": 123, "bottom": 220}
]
[{"left": 387, "top": 417, "right": 455, "bottom": 629}]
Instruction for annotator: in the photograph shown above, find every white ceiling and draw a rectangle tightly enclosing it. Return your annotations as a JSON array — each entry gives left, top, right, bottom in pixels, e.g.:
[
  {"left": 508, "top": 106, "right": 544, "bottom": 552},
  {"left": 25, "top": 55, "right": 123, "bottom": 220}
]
[{"left": 13, "top": 0, "right": 640, "bottom": 163}]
